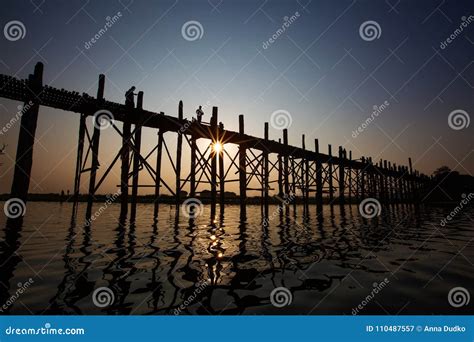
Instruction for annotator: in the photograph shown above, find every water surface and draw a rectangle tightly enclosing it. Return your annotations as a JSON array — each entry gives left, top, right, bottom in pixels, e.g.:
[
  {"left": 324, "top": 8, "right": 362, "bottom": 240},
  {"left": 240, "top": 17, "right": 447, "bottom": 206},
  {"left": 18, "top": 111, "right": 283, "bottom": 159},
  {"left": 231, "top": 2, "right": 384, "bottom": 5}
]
[{"left": 0, "top": 202, "right": 472, "bottom": 315}]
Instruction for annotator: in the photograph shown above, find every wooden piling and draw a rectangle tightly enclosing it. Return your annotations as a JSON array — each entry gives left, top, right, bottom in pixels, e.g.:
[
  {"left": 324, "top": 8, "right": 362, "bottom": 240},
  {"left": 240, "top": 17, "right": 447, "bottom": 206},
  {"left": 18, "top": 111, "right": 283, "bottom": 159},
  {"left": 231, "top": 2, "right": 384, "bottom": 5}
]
[
  {"left": 302, "top": 135, "right": 309, "bottom": 211},
  {"left": 190, "top": 126, "right": 197, "bottom": 198},
  {"left": 338, "top": 146, "right": 345, "bottom": 205},
  {"left": 130, "top": 91, "right": 144, "bottom": 220},
  {"left": 219, "top": 122, "right": 225, "bottom": 213},
  {"left": 283, "top": 129, "right": 290, "bottom": 198},
  {"left": 153, "top": 114, "right": 164, "bottom": 218},
  {"left": 10, "top": 62, "right": 43, "bottom": 209},
  {"left": 328, "top": 144, "right": 333, "bottom": 203},
  {"left": 210, "top": 107, "right": 218, "bottom": 218},
  {"left": 238, "top": 115, "right": 246, "bottom": 218},
  {"left": 277, "top": 138, "right": 283, "bottom": 198},
  {"left": 348, "top": 151, "right": 352, "bottom": 203},
  {"left": 315, "top": 139, "right": 323, "bottom": 213},
  {"left": 263, "top": 123, "right": 269, "bottom": 215},
  {"left": 176, "top": 101, "right": 183, "bottom": 206},
  {"left": 86, "top": 74, "right": 105, "bottom": 219},
  {"left": 73, "top": 113, "right": 86, "bottom": 208},
  {"left": 120, "top": 93, "right": 132, "bottom": 219},
  {"left": 360, "top": 157, "right": 366, "bottom": 199}
]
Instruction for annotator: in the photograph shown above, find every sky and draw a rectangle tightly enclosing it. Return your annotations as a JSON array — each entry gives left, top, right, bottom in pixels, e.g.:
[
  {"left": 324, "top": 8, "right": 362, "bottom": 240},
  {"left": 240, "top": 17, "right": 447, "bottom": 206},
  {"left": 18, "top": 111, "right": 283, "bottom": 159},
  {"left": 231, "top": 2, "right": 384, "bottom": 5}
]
[{"left": 0, "top": 0, "right": 473, "bottom": 195}]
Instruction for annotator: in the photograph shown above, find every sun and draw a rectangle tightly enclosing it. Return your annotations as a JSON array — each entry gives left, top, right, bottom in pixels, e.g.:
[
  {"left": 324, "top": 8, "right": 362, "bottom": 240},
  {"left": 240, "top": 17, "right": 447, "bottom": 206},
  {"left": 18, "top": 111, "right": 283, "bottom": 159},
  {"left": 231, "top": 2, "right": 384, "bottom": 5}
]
[{"left": 213, "top": 142, "right": 223, "bottom": 153}]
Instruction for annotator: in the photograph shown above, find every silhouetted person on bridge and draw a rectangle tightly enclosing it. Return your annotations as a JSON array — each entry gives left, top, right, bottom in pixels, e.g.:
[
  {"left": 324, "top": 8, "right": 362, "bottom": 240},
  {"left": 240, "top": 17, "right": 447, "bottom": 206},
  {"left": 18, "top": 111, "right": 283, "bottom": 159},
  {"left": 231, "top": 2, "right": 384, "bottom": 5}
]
[
  {"left": 196, "top": 105, "right": 204, "bottom": 123},
  {"left": 125, "top": 86, "right": 136, "bottom": 107}
]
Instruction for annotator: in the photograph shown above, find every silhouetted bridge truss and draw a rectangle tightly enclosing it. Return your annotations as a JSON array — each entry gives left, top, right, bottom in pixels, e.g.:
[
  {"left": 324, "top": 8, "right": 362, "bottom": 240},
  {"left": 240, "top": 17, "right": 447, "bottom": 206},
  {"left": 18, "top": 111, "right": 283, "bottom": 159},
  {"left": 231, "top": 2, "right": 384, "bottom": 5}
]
[{"left": 0, "top": 63, "right": 428, "bottom": 221}]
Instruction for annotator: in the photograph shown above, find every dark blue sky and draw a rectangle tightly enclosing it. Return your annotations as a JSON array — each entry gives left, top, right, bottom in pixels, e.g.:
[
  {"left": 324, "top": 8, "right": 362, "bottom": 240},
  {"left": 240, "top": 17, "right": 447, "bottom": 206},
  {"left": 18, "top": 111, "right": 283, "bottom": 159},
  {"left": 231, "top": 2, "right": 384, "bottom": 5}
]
[{"left": 0, "top": 0, "right": 473, "bottom": 194}]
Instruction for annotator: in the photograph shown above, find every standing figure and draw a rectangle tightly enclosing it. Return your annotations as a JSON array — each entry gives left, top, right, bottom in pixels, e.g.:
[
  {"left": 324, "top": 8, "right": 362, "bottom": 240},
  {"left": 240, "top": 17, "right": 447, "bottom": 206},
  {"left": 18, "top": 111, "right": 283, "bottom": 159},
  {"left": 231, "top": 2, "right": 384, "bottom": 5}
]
[
  {"left": 125, "top": 86, "right": 136, "bottom": 107},
  {"left": 196, "top": 105, "right": 204, "bottom": 123}
]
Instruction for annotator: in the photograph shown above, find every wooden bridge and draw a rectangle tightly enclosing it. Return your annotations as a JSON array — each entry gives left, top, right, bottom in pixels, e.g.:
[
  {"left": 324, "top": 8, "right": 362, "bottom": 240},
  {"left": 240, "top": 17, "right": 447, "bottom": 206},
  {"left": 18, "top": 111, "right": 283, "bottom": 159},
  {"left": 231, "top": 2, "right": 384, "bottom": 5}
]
[{"left": 0, "top": 62, "right": 428, "bottom": 222}]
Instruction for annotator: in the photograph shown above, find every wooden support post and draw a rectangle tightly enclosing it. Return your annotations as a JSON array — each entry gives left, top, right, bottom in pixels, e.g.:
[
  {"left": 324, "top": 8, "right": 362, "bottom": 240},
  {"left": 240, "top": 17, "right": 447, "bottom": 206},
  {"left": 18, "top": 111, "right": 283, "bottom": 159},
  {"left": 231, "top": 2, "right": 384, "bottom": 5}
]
[
  {"left": 86, "top": 74, "right": 105, "bottom": 219},
  {"left": 277, "top": 139, "right": 283, "bottom": 198},
  {"left": 397, "top": 165, "right": 404, "bottom": 202},
  {"left": 403, "top": 166, "right": 410, "bottom": 203},
  {"left": 383, "top": 160, "right": 388, "bottom": 203},
  {"left": 328, "top": 144, "right": 333, "bottom": 203},
  {"left": 348, "top": 151, "right": 352, "bottom": 203},
  {"left": 368, "top": 157, "right": 375, "bottom": 197},
  {"left": 291, "top": 155, "right": 297, "bottom": 212},
  {"left": 190, "top": 124, "right": 197, "bottom": 198},
  {"left": 153, "top": 114, "right": 164, "bottom": 218},
  {"left": 263, "top": 123, "right": 269, "bottom": 215},
  {"left": 378, "top": 160, "right": 384, "bottom": 202},
  {"left": 315, "top": 139, "right": 323, "bottom": 213},
  {"left": 218, "top": 122, "right": 225, "bottom": 213},
  {"left": 338, "top": 146, "right": 345, "bottom": 205},
  {"left": 120, "top": 93, "right": 132, "bottom": 219},
  {"left": 73, "top": 113, "right": 86, "bottom": 208},
  {"left": 176, "top": 101, "right": 183, "bottom": 206},
  {"left": 360, "top": 157, "right": 366, "bottom": 199},
  {"left": 302, "top": 135, "right": 309, "bottom": 211},
  {"left": 130, "top": 91, "right": 144, "bottom": 221},
  {"left": 210, "top": 107, "right": 218, "bottom": 218},
  {"left": 10, "top": 62, "right": 43, "bottom": 212},
  {"left": 238, "top": 115, "right": 247, "bottom": 218},
  {"left": 408, "top": 158, "right": 415, "bottom": 203},
  {"left": 283, "top": 129, "right": 290, "bottom": 198},
  {"left": 387, "top": 162, "right": 393, "bottom": 202}
]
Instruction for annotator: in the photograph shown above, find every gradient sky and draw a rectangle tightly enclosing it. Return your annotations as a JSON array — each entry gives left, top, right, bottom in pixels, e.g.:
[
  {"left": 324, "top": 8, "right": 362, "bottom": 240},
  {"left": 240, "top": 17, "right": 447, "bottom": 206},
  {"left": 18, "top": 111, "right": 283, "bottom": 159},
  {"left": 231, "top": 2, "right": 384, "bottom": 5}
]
[{"left": 0, "top": 0, "right": 473, "bottom": 195}]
